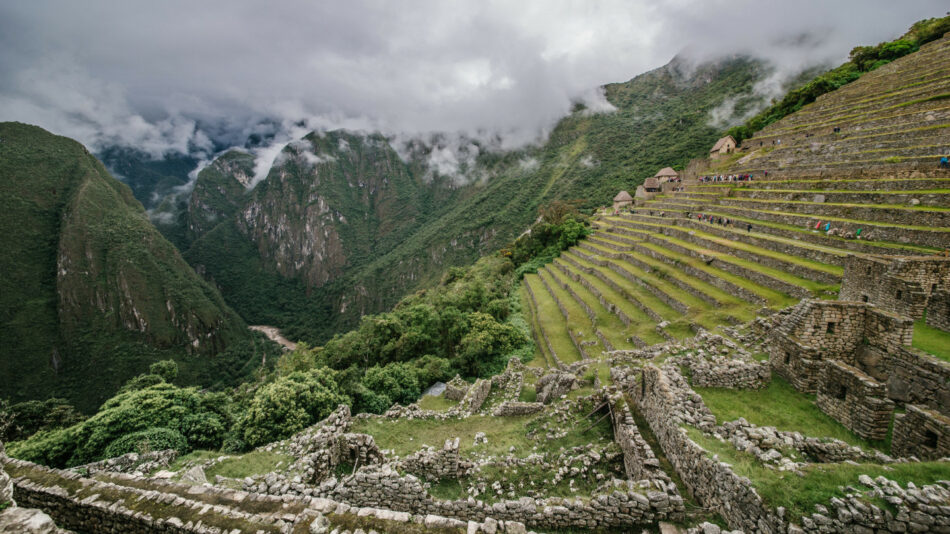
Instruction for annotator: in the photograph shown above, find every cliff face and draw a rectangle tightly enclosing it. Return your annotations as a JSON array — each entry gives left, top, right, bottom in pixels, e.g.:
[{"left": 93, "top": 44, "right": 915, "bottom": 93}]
[{"left": 0, "top": 122, "right": 252, "bottom": 410}]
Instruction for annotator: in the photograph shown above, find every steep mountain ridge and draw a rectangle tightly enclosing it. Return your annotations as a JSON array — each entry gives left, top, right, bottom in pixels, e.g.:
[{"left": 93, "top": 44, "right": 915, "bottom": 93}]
[
  {"left": 0, "top": 122, "right": 259, "bottom": 411},
  {"left": 169, "top": 56, "right": 788, "bottom": 344}
]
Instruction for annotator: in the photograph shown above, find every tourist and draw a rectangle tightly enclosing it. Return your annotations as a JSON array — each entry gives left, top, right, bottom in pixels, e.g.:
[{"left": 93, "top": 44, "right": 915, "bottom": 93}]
[
  {"left": 940, "top": 155, "right": 949, "bottom": 169},
  {"left": 747, "top": 223, "right": 752, "bottom": 233}
]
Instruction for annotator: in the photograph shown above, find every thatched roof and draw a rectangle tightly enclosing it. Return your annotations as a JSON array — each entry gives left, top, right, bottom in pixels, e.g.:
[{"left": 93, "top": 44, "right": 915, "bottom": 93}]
[
  {"left": 710, "top": 135, "right": 736, "bottom": 152},
  {"left": 613, "top": 190, "right": 633, "bottom": 202},
  {"left": 643, "top": 177, "right": 660, "bottom": 189},
  {"left": 654, "top": 167, "right": 678, "bottom": 178}
]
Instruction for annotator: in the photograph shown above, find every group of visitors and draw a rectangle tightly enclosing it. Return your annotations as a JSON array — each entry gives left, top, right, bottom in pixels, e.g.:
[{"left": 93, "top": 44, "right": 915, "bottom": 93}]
[{"left": 699, "top": 173, "right": 759, "bottom": 183}]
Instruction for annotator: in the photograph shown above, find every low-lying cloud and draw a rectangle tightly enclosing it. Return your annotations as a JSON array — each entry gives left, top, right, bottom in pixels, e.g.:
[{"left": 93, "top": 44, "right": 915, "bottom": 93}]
[{"left": 1, "top": 0, "right": 945, "bottom": 175}]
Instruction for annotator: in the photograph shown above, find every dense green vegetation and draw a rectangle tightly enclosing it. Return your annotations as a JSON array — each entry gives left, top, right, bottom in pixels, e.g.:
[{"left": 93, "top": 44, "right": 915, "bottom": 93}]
[
  {"left": 727, "top": 15, "right": 950, "bottom": 142},
  {"left": 0, "top": 122, "right": 274, "bottom": 412}
]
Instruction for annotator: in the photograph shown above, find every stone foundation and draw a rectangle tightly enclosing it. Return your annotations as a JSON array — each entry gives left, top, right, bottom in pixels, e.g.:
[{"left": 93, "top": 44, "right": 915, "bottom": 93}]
[
  {"left": 891, "top": 404, "right": 950, "bottom": 460},
  {"left": 815, "top": 361, "right": 893, "bottom": 441}
]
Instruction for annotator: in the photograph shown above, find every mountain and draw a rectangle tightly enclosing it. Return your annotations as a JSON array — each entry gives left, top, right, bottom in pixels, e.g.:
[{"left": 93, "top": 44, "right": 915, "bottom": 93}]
[
  {"left": 0, "top": 122, "right": 265, "bottom": 411},
  {"left": 158, "top": 55, "right": 794, "bottom": 344}
]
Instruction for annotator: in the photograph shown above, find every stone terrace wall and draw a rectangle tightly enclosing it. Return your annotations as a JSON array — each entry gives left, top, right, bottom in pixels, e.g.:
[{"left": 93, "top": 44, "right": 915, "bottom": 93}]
[
  {"left": 927, "top": 289, "right": 950, "bottom": 332},
  {"left": 608, "top": 393, "right": 669, "bottom": 482},
  {"left": 631, "top": 365, "right": 782, "bottom": 533},
  {"left": 841, "top": 255, "right": 950, "bottom": 319},
  {"left": 688, "top": 357, "right": 771, "bottom": 390},
  {"left": 891, "top": 404, "right": 950, "bottom": 460},
  {"left": 330, "top": 464, "right": 683, "bottom": 531},
  {"left": 815, "top": 361, "right": 894, "bottom": 441},
  {"left": 885, "top": 346, "right": 950, "bottom": 416}
]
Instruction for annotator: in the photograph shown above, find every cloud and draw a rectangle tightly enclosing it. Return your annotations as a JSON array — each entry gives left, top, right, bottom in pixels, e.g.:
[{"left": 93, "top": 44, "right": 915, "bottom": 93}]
[{"left": 0, "top": 0, "right": 945, "bottom": 164}]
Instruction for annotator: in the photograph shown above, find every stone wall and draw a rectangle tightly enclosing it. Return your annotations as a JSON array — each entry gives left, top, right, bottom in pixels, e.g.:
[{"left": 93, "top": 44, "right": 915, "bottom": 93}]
[
  {"left": 885, "top": 346, "right": 950, "bottom": 416},
  {"left": 815, "top": 361, "right": 894, "bottom": 441},
  {"left": 459, "top": 379, "right": 492, "bottom": 414},
  {"left": 927, "top": 289, "right": 950, "bottom": 332},
  {"left": 399, "top": 438, "right": 473, "bottom": 481},
  {"left": 687, "top": 357, "right": 771, "bottom": 389},
  {"left": 839, "top": 255, "right": 950, "bottom": 319},
  {"left": 769, "top": 299, "right": 913, "bottom": 393},
  {"left": 891, "top": 404, "right": 950, "bottom": 460},
  {"left": 631, "top": 365, "right": 782, "bottom": 533},
  {"left": 444, "top": 376, "right": 471, "bottom": 401},
  {"left": 330, "top": 464, "right": 683, "bottom": 530},
  {"left": 491, "top": 401, "right": 544, "bottom": 416},
  {"left": 608, "top": 394, "right": 671, "bottom": 483}
]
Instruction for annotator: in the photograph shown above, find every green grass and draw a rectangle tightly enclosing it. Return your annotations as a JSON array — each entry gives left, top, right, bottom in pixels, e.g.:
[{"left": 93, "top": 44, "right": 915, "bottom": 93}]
[
  {"left": 686, "top": 427, "right": 950, "bottom": 523},
  {"left": 352, "top": 398, "right": 614, "bottom": 460},
  {"left": 524, "top": 274, "right": 583, "bottom": 363},
  {"left": 695, "top": 375, "right": 888, "bottom": 452},
  {"left": 550, "top": 261, "right": 636, "bottom": 351},
  {"left": 171, "top": 449, "right": 293, "bottom": 480},
  {"left": 417, "top": 394, "right": 460, "bottom": 411},
  {"left": 539, "top": 268, "right": 605, "bottom": 356},
  {"left": 912, "top": 319, "right": 950, "bottom": 362}
]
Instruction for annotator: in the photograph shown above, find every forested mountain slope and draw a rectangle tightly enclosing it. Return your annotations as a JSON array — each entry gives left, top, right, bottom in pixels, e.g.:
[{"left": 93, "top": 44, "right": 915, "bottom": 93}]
[
  {"left": 174, "top": 56, "right": 778, "bottom": 343},
  {"left": 0, "top": 123, "right": 267, "bottom": 411}
]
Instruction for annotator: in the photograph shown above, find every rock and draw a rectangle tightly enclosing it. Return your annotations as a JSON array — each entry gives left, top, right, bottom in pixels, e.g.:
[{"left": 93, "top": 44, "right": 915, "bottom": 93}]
[
  {"left": 182, "top": 465, "right": 208, "bottom": 484},
  {"left": 506, "top": 521, "right": 527, "bottom": 534},
  {"left": 310, "top": 512, "right": 330, "bottom": 534},
  {"left": 0, "top": 507, "right": 68, "bottom": 534}
]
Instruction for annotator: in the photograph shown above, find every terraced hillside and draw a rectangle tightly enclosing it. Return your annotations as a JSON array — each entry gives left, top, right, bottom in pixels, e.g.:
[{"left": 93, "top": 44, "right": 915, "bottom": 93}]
[
  {"left": 727, "top": 32, "right": 950, "bottom": 177},
  {"left": 522, "top": 33, "right": 950, "bottom": 372}
]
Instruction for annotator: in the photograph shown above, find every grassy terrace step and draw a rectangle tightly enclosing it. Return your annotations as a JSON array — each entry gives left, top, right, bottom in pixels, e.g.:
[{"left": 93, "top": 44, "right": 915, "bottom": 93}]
[
  {"left": 576, "top": 241, "right": 757, "bottom": 333},
  {"left": 750, "top": 114, "right": 950, "bottom": 150},
  {"left": 557, "top": 254, "right": 667, "bottom": 346},
  {"left": 728, "top": 188, "right": 950, "bottom": 207},
  {"left": 519, "top": 283, "right": 553, "bottom": 369},
  {"left": 722, "top": 196, "right": 950, "bottom": 221},
  {"left": 773, "top": 76, "right": 950, "bottom": 129},
  {"left": 692, "top": 178, "right": 950, "bottom": 192},
  {"left": 655, "top": 196, "right": 950, "bottom": 246},
  {"left": 705, "top": 203, "right": 950, "bottom": 249},
  {"left": 581, "top": 240, "right": 702, "bottom": 314},
  {"left": 675, "top": 208, "right": 942, "bottom": 255},
  {"left": 618, "top": 213, "right": 852, "bottom": 266},
  {"left": 789, "top": 70, "right": 950, "bottom": 119},
  {"left": 567, "top": 247, "right": 684, "bottom": 324},
  {"left": 912, "top": 319, "right": 950, "bottom": 363},
  {"left": 549, "top": 260, "right": 642, "bottom": 351},
  {"left": 523, "top": 274, "right": 582, "bottom": 365},
  {"left": 606, "top": 222, "right": 838, "bottom": 298},
  {"left": 537, "top": 268, "right": 604, "bottom": 360},
  {"left": 605, "top": 216, "right": 843, "bottom": 282}
]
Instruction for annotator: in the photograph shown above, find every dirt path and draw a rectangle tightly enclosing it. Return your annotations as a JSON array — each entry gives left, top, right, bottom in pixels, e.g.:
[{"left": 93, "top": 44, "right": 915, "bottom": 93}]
[{"left": 249, "top": 325, "right": 297, "bottom": 350}]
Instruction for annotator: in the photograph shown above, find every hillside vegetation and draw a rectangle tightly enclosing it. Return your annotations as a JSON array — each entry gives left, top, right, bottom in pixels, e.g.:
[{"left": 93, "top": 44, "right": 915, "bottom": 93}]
[{"left": 0, "top": 123, "right": 275, "bottom": 412}]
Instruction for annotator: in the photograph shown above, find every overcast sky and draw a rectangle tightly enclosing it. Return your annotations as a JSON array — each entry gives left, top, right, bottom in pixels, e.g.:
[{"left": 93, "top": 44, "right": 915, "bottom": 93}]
[{"left": 0, "top": 0, "right": 945, "bottom": 159}]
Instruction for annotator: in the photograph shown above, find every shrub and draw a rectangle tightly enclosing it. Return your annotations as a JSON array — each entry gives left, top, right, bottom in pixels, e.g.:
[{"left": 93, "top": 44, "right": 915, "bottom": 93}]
[
  {"left": 103, "top": 427, "right": 188, "bottom": 458},
  {"left": 238, "top": 369, "right": 349, "bottom": 447},
  {"left": 149, "top": 360, "right": 179, "bottom": 382},
  {"left": 8, "top": 383, "right": 234, "bottom": 467},
  {"left": 362, "top": 363, "right": 421, "bottom": 407}
]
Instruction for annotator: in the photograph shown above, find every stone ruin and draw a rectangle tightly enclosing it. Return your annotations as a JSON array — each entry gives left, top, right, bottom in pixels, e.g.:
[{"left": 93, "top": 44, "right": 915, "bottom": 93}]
[{"left": 840, "top": 255, "right": 950, "bottom": 319}]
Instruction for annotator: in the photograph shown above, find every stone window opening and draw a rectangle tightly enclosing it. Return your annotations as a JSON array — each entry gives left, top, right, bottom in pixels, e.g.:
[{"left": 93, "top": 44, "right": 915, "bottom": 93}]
[
  {"left": 896, "top": 289, "right": 902, "bottom": 301},
  {"left": 861, "top": 295, "right": 869, "bottom": 303},
  {"left": 932, "top": 283, "right": 938, "bottom": 295},
  {"left": 924, "top": 430, "right": 939, "bottom": 449},
  {"left": 826, "top": 321, "right": 836, "bottom": 334},
  {"left": 832, "top": 384, "right": 847, "bottom": 401},
  {"left": 784, "top": 352, "right": 791, "bottom": 365}
]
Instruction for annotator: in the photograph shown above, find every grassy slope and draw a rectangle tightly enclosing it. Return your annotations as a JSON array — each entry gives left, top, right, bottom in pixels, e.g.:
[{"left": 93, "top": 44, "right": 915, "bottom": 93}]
[{"left": 0, "top": 122, "right": 257, "bottom": 411}]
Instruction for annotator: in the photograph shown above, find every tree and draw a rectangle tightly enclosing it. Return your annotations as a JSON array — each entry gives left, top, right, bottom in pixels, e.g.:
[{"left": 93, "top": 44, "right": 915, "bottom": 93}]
[
  {"left": 362, "top": 363, "right": 421, "bottom": 407},
  {"left": 238, "top": 369, "right": 349, "bottom": 447},
  {"left": 456, "top": 312, "right": 526, "bottom": 377},
  {"left": 149, "top": 360, "right": 179, "bottom": 382}
]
